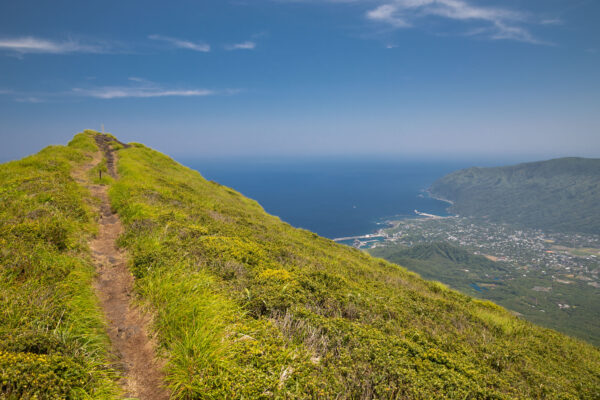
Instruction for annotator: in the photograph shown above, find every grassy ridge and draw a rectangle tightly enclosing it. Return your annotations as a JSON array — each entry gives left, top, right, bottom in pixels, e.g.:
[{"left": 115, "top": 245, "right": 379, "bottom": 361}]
[
  {"left": 108, "top": 136, "right": 600, "bottom": 398},
  {"left": 429, "top": 157, "right": 600, "bottom": 234},
  {"left": 0, "top": 132, "right": 119, "bottom": 399}
]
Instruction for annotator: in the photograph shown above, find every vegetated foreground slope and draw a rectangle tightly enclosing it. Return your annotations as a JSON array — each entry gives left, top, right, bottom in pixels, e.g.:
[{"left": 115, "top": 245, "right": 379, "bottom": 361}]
[
  {"left": 107, "top": 134, "right": 600, "bottom": 398},
  {"left": 429, "top": 157, "right": 600, "bottom": 234},
  {"left": 0, "top": 134, "right": 119, "bottom": 399},
  {"left": 369, "top": 242, "right": 600, "bottom": 347},
  {"left": 1, "top": 132, "right": 600, "bottom": 399}
]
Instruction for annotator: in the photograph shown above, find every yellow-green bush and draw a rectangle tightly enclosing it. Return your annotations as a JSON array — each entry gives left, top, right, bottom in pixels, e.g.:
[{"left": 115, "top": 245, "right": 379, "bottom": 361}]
[{"left": 0, "top": 350, "right": 87, "bottom": 399}]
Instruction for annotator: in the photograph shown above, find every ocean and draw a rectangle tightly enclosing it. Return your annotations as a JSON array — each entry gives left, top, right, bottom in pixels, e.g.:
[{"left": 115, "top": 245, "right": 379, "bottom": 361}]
[{"left": 181, "top": 157, "right": 482, "bottom": 239}]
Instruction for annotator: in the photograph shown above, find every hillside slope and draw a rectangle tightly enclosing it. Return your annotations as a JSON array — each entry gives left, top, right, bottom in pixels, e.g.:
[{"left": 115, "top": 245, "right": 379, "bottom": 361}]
[
  {"left": 108, "top": 134, "right": 600, "bottom": 398},
  {"left": 2, "top": 132, "right": 600, "bottom": 399},
  {"left": 0, "top": 134, "right": 119, "bottom": 398},
  {"left": 429, "top": 157, "right": 600, "bottom": 234}
]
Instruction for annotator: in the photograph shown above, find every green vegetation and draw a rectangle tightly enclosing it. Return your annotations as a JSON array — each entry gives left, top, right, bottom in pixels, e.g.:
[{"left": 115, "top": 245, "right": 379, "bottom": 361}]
[
  {"left": 370, "top": 242, "right": 600, "bottom": 346},
  {"left": 2, "top": 132, "right": 600, "bottom": 399},
  {"left": 89, "top": 158, "right": 113, "bottom": 186},
  {"left": 369, "top": 242, "right": 509, "bottom": 285},
  {"left": 106, "top": 136, "right": 600, "bottom": 398},
  {"left": 430, "top": 157, "right": 600, "bottom": 234},
  {"left": 0, "top": 131, "right": 119, "bottom": 399}
]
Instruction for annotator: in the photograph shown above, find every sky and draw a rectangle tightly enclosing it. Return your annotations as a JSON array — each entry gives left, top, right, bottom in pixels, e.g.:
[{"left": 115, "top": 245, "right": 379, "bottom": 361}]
[{"left": 0, "top": 0, "right": 599, "bottom": 162}]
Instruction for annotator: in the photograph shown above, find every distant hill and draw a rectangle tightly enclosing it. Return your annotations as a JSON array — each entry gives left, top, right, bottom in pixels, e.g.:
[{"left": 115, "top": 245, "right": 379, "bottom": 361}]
[
  {"left": 369, "top": 242, "right": 509, "bottom": 293},
  {"left": 2, "top": 132, "right": 600, "bottom": 399},
  {"left": 383, "top": 241, "right": 500, "bottom": 267},
  {"left": 429, "top": 157, "right": 600, "bottom": 234}
]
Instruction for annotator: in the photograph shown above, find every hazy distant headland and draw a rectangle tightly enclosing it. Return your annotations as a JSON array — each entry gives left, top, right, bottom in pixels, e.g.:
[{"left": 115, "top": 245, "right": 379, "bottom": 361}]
[{"left": 429, "top": 157, "right": 600, "bottom": 234}]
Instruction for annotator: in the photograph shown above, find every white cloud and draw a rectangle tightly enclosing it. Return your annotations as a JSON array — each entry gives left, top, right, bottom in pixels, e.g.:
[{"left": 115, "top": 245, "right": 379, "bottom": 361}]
[
  {"left": 365, "top": 0, "right": 549, "bottom": 44},
  {"left": 0, "top": 36, "right": 107, "bottom": 54},
  {"left": 490, "top": 21, "right": 543, "bottom": 45},
  {"left": 1, "top": 79, "right": 232, "bottom": 102},
  {"left": 540, "top": 18, "right": 562, "bottom": 25},
  {"left": 128, "top": 77, "right": 151, "bottom": 83},
  {"left": 71, "top": 78, "right": 228, "bottom": 99},
  {"left": 226, "top": 41, "right": 257, "bottom": 50},
  {"left": 148, "top": 34, "right": 210, "bottom": 52},
  {"left": 72, "top": 86, "right": 215, "bottom": 99},
  {"left": 15, "top": 96, "right": 44, "bottom": 103},
  {"left": 367, "top": 4, "right": 410, "bottom": 27}
]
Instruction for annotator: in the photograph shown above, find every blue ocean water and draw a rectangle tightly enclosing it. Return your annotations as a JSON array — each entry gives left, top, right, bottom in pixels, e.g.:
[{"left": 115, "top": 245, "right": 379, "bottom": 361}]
[{"left": 181, "top": 157, "right": 479, "bottom": 239}]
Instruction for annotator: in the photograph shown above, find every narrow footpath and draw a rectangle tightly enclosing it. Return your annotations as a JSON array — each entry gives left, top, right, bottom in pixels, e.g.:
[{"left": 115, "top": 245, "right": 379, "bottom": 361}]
[{"left": 73, "top": 135, "right": 169, "bottom": 400}]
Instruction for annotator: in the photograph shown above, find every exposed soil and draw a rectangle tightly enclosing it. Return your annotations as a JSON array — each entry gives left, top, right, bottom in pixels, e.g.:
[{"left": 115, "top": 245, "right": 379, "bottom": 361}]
[
  {"left": 73, "top": 136, "right": 169, "bottom": 399},
  {"left": 94, "top": 134, "right": 128, "bottom": 178}
]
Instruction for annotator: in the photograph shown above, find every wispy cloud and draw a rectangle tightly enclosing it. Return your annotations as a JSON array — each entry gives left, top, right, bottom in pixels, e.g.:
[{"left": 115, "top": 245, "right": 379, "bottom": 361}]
[
  {"left": 225, "top": 41, "right": 257, "bottom": 50},
  {"left": 0, "top": 89, "right": 45, "bottom": 103},
  {"left": 540, "top": 18, "right": 562, "bottom": 26},
  {"left": 365, "top": 0, "right": 549, "bottom": 45},
  {"left": 72, "top": 87, "right": 215, "bottom": 99},
  {"left": 367, "top": 4, "right": 410, "bottom": 28},
  {"left": 0, "top": 36, "right": 108, "bottom": 54},
  {"left": 72, "top": 78, "right": 223, "bottom": 99},
  {"left": 1, "top": 79, "right": 236, "bottom": 102},
  {"left": 15, "top": 96, "right": 44, "bottom": 103},
  {"left": 148, "top": 34, "right": 210, "bottom": 52}
]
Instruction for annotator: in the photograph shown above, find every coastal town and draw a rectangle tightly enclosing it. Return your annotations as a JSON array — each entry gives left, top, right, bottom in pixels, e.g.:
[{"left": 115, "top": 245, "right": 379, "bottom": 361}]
[
  {"left": 335, "top": 212, "right": 600, "bottom": 295},
  {"left": 367, "top": 215, "right": 600, "bottom": 289}
]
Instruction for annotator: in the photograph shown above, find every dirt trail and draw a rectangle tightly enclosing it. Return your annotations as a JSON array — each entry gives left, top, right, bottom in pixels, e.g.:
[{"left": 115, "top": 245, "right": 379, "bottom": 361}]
[{"left": 73, "top": 136, "right": 169, "bottom": 400}]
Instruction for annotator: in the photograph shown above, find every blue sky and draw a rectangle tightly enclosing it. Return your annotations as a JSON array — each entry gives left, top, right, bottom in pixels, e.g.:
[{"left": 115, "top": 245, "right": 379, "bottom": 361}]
[{"left": 0, "top": 0, "right": 598, "bottom": 161}]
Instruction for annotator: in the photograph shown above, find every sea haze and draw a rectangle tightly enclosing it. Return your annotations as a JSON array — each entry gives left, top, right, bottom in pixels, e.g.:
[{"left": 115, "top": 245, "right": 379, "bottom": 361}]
[{"left": 182, "top": 157, "right": 494, "bottom": 239}]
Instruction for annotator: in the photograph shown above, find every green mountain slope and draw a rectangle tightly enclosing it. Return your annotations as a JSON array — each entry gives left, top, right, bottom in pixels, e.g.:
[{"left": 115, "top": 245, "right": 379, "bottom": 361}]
[
  {"left": 429, "top": 157, "right": 600, "bottom": 234},
  {"left": 2, "top": 132, "right": 600, "bottom": 399},
  {"left": 0, "top": 134, "right": 119, "bottom": 399},
  {"left": 369, "top": 242, "right": 509, "bottom": 284},
  {"left": 369, "top": 242, "right": 600, "bottom": 346},
  {"left": 108, "top": 134, "right": 600, "bottom": 398}
]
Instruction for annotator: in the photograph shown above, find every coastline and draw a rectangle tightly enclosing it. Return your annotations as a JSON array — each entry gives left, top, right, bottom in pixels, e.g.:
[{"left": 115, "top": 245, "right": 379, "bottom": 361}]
[
  {"left": 333, "top": 212, "right": 456, "bottom": 247},
  {"left": 425, "top": 189, "right": 455, "bottom": 206},
  {"left": 333, "top": 190, "right": 457, "bottom": 248}
]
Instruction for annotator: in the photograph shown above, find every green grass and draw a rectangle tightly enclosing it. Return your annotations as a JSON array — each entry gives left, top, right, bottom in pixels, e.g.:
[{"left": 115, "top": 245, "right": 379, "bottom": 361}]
[
  {"left": 88, "top": 158, "right": 114, "bottom": 186},
  {"left": 0, "top": 131, "right": 119, "bottom": 399},
  {"left": 104, "top": 136, "right": 600, "bottom": 399}
]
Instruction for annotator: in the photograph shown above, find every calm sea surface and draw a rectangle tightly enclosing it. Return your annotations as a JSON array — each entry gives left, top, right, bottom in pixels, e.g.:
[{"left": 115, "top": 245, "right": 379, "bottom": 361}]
[{"left": 181, "top": 158, "right": 486, "bottom": 239}]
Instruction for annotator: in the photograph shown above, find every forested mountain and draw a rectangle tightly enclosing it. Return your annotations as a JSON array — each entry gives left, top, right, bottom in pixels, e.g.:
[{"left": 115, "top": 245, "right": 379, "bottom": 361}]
[
  {"left": 430, "top": 157, "right": 600, "bottom": 234},
  {"left": 370, "top": 242, "right": 508, "bottom": 281}
]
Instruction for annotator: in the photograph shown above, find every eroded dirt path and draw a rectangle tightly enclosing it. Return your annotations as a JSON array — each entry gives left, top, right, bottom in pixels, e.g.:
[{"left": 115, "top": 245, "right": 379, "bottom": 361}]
[{"left": 73, "top": 136, "right": 169, "bottom": 400}]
